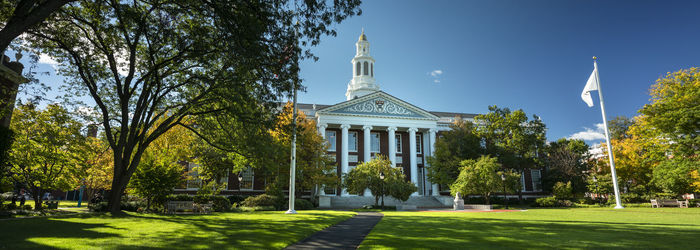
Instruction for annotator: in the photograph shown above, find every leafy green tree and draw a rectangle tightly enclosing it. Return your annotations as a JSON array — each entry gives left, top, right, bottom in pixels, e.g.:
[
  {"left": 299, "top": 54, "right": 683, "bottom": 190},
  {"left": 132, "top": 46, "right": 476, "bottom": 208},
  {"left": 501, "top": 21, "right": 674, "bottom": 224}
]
[
  {"left": 652, "top": 158, "right": 700, "bottom": 197},
  {"left": 8, "top": 103, "right": 85, "bottom": 210},
  {"left": 639, "top": 68, "right": 700, "bottom": 157},
  {"left": 552, "top": 181, "right": 573, "bottom": 200},
  {"left": 129, "top": 155, "right": 184, "bottom": 211},
  {"left": 586, "top": 173, "right": 614, "bottom": 201},
  {"left": 474, "top": 106, "right": 546, "bottom": 201},
  {"left": 426, "top": 118, "right": 481, "bottom": 187},
  {"left": 343, "top": 155, "right": 416, "bottom": 206},
  {"left": 19, "top": 0, "right": 360, "bottom": 213},
  {"left": 267, "top": 102, "right": 337, "bottom": 199},
  {"left": 543, "top": 138, "right": 589, "bottom": 196},
  {"left": 607, "top": 116, "right": 633, "bottom": 140},
  {"left": 450, "top": 155, "right": 502, "bottom": 204}
]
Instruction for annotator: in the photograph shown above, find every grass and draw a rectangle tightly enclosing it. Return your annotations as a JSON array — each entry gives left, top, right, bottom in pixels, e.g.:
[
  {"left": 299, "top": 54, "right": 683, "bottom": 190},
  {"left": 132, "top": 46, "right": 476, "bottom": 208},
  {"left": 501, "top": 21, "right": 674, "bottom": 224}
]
[
  {"left": 360, "top": 207, "right": 700, "bottom": 249},
  {"left": 0, "top": 210, "right": 355, "bottom": 249}
]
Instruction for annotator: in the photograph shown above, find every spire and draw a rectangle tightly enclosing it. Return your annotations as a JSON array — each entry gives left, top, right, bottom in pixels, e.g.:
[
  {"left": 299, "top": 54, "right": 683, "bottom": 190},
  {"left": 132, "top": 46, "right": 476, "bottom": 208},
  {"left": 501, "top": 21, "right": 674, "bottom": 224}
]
[
  {"left": 346, "top": 30, "right": 378, "bottom": 100},
  {"left": 358, "top": 28, "right": 367, "bottom": 42}
]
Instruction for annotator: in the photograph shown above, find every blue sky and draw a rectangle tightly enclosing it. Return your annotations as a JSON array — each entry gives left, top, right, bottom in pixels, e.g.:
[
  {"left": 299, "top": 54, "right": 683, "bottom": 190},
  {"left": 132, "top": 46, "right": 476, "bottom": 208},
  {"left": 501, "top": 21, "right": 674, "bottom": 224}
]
[
  {"left": 296, "top": 0, "right": 700, "bottom": 144},
  {"left": 17, "top": 0, "right": 700, "bottom": 145}
]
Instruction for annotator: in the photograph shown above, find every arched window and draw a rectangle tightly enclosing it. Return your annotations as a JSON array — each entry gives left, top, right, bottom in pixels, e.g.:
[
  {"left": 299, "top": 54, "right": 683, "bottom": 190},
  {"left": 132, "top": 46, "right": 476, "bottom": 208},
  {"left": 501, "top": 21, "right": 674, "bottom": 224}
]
[
  {"left": 371, "top": 63, "right": 374, "bottom": 77},
  {"left": 363, "top": 62, "right": 369, "bottom": 75},
  {"left": 355, "top": 62, "right": 360, "bottom": 76}
]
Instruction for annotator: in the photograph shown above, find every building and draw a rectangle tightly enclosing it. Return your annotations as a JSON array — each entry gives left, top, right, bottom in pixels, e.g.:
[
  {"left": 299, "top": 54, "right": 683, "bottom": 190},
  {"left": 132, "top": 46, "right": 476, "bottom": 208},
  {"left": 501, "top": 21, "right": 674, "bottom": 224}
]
[{"left": 176, "top": 31, "right": 544, "bottom": 199}]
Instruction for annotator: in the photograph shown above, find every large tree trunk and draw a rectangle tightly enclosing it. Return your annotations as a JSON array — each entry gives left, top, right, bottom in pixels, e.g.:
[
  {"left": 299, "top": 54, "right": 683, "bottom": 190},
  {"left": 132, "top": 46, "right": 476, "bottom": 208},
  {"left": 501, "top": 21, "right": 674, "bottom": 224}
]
[
  {"left": 0, "top": 0, "right": 73, "bottom": 53},
  {"left": 32, "top": 189, "right": 42, "bottom": 211}
]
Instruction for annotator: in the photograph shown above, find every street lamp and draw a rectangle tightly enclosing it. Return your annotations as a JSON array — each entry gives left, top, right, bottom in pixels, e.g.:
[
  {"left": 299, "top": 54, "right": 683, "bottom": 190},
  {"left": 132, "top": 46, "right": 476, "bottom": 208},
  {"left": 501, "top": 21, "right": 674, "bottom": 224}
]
[
  {"left": 379, "top": 171, "right": 385, "bottom": 210},
  {"left": 501, "top": 174, "right": 508, "bottom": 209},
  {"left": 238, "top": 173, "right": 243, "bottom": 190}
]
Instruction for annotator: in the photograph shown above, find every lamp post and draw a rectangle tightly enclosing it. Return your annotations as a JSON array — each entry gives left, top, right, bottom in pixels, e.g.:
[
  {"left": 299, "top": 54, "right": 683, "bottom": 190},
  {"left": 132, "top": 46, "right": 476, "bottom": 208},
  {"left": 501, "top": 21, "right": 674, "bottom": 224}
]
[
  {"left": 501, "top": 174, "right": 508, "bottom": 209},
  {"left": 592, "top": 175, "right": 601, "bottom": 206},
  {"left": 379, "top": 171, "right": 385, "bottom": 210},
  {"left": 238, "top": 173, "right": 243, "bottom": 191}
]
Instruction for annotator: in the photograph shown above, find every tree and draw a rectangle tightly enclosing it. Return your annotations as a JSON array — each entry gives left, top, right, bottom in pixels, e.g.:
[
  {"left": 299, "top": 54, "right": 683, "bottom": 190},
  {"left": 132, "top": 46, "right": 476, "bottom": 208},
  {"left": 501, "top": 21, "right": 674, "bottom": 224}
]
[
  {"left": 426, "top": 118, "right": 481, "bottom": 187},
  {"left": 652, "top": 158, "right": 700, "bottom": 197},
  {"left": 19, "top": 0, "right": 361, "bottom": 213},
  {"left": 586, "top": 173, "right": 614, "bottom": 201},
  {"left": 0, "top": 0, "right": 74, "bottom": 53},
  {"left": 450, "top": 155, "right": 502, "bottom": 204},
  {"left": 543, "top": 138, "right": 589, "bottom": 196},
  {"left": 473, "top": 106, "right": 546, "bottom": 201},
  {"left": 129, "top": 155, "right": 184, "bottom": 211},
  {"left": 8, "top": 103, "right": 85, "bottom": 210},
  {"left": 607, "top": 116, "right": 633, "bottom": 140},
  {"left": 76, "top": 136, "right": 114, "bottom": 202},
  {"left": 344, "top": 155, "right": 416, "bottom": 206},
  {"left": 268, "top": 102, "right": 337, "bottom": 199},
  {"left": 639, "top": 68, "right": 700, "bottom": 157}
]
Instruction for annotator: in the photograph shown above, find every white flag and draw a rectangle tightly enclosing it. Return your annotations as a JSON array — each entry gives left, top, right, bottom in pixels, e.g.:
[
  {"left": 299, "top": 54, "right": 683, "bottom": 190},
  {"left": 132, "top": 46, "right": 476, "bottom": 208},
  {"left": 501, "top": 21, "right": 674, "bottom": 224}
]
[{"left": 581, "top": 64, "right": 598, "bottom": 107}]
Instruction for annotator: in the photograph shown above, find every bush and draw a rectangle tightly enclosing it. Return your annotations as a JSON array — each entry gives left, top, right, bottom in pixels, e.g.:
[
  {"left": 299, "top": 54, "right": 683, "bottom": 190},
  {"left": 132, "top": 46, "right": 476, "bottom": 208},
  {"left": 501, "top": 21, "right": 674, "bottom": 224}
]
[
  {"left": 553, "top": 181, "right": 573, "bottom": 200},
  {"left": 166, "top": 194, "right": 194, "bottom": 201},
  {"left": 535, "top": 196, "right": 557, "bottom": 207},
  {"left": 88, "top": 201, "right": 145, "bottom": 212},
  {"left": 194, "top": 195, "right": 231, "bottom": 212},
  {"left": 227, "top": 195, "right": 247, "bottom": 205},
  {"left": 291, "top": 199, "right": 314, "bottom": 210},
  {"left": 241, "top": 194, "right": 283, "bottom": 209},
  {"left": 556, "top": 199, "right": 573, "bottom": 207}
]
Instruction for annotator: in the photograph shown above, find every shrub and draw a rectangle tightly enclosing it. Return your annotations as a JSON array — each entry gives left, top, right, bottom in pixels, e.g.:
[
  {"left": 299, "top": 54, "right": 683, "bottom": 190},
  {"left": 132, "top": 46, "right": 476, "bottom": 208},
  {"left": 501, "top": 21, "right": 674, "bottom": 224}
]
[
  {"left": 291, "top": 199, "right": 314, "bottom": 210},
  {"left": 535, "top": 196, "right": 557, "bottom": 207},
  {"left": 241, "top": 194, "right": 282, "bottom": 209},
  {"left": 166, "top": 194, "right": 194, "bottom": 201},
  {"left": 553, "top": 181, "right": 573, "bottom": 200},
  {"left": 194, "top": 195, "right": 231, "bottom": 212},
  {"left": 227, "top": 195, "right": 247, "bottom": 205},
  {"left": 89, "top": 201, "right": 109, "bottom": 212},
  {"left": 556, "top": 199, "right": 573, "bottom": 207},
  {"left": 88, "top": 201, "right": 145, "bottom": 212}
]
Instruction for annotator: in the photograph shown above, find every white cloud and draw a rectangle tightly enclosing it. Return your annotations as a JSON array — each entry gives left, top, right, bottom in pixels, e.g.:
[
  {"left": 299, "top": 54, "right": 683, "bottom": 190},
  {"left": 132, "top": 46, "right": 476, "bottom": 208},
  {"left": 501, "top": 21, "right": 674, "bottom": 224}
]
[
  {"left": 38, "top": 54, "right": 59, "bottom": 69},
  {"left": 568, "top": 123, "right": 606, "bottom": 141},
  {"left": 429, "top": 69, "right": 443, "bottom": 83},
  {"left": 430, "top": 70, "right": 443, "bottom": 77}
]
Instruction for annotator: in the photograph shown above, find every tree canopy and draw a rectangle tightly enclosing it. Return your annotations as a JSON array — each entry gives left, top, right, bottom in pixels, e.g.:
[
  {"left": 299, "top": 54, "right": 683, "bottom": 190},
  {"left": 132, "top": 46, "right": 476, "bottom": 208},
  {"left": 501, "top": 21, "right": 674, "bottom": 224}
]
[
  {"left": 16, "top": 0, "right": 361, "bottom": 212},
  {"left": 426, "top": 118, "right": 481, "bottom": 187},
  {"left": 450, "top": 155, "right": 502, "bottom": 204}
]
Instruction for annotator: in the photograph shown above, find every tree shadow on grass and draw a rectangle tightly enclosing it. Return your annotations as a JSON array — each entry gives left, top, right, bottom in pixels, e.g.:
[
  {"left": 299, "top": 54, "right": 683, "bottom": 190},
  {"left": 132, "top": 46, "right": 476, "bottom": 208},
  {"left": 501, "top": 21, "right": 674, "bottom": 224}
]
[
  {"left": 104, "top": 211, "right": 354, "bottom": 249},
  {"left": 361, "top": 216, "right": 700, "bottom": 249},
  {"left": 0, "top": 214, "right": 120, "bottom": 249}
]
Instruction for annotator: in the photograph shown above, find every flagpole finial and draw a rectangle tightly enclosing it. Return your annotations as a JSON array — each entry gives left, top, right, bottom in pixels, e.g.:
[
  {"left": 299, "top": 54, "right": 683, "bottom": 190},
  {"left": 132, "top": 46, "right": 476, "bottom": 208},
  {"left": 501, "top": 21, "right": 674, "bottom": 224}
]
[{"left": 592, "top": 56, "right": 597, "bottom": 60}]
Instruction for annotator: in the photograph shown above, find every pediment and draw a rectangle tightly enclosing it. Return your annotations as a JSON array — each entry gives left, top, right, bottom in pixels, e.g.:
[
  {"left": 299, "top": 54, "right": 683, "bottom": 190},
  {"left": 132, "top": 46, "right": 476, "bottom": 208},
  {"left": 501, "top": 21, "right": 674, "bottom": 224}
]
[{"left": 317, "top": 91, "right": 438, "bottom": 120}]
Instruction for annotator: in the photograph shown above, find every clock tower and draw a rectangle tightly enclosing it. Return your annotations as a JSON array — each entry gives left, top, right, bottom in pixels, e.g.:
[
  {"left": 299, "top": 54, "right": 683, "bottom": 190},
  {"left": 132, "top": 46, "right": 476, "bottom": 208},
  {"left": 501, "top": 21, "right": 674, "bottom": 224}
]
[{"left": 346, "top": 30, "right": 380, "bottom": 100}]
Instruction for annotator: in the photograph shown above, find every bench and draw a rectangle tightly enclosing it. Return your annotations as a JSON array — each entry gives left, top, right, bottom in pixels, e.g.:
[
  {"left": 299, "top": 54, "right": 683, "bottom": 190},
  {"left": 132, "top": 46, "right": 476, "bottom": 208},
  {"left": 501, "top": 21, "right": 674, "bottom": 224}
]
[
  {"left": 650, "top": 199, "right": 688, "bottom": 208},
  {"left": 44, "top": 200, "right": 59, "bottom": 209}
]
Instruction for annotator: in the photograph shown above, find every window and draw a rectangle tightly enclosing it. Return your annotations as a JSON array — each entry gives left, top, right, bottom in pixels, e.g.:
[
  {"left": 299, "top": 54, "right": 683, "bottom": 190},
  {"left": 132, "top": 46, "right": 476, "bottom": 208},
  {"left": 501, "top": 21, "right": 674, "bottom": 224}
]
[
  {"left": 355, "top": 62, "right": 360, "bottom": 76},
  {"left": 416, "top": 134, "right": 422, "bottom": 154},
  {"left": 371, "top": 63, "right": 374, "bottom": 77},
  {"left": 239, "top": 167, "right": 254, "bottom": 190},
  {"left": 219, "top": 173, "right": 229, "bottom": 190},
  {"left": 531, "top": 169, "right": 542, "bottom": 191},
  {"left": 349, "top": 131, "right": 358, "bottom": 152},
  {"left": 370, "top": 132, "right": 380, "bottom": 153},
  {"left": 186, "top": 163, "right": 202, "bottom": 189},
  {"left": 363, "top": 62, "right": 368, "bottom": 75},
  {"left": 395, "top": 134, "right": 402, "bottom": 153},
  {"left": 521, "top": 174, "right": 526, "bottom": 191},
  {"left": 326, "top": 131, "right": 336, "bottom": 152}
]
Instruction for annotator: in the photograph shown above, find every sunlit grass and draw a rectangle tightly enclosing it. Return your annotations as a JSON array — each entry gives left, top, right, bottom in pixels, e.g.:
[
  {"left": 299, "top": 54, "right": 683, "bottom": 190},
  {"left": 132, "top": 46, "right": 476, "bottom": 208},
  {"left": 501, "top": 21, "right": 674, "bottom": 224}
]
[
  {"left": 360, "top": 207, "right": 700, "bottom": 249},
  {"left": 0, "top": 210, "right": 355, "bottom": 249}
]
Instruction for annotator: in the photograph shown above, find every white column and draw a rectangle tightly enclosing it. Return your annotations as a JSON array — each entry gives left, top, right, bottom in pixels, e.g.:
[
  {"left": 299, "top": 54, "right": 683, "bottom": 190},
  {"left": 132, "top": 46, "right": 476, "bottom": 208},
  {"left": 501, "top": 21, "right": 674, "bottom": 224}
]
[
  {"left": 318, "top": 123, "right": 328, "bottom": 195},
  {"left": 387, "top": 127, "right": 397, "bottom": 166},
  {"left": 408, "top": 127, "right": 418, "bottom": 196},
  {"left": 318, "top": 123, "right": 327, "bottom": 138},
  {"left": 429, "top": 128, "right": 439, "bottom": 196},
  {"left": 363, "top": 125, "right": 372, "bottom": 163},
  {"left": 340, "top": 124, "right": 350, "bottom": 196}
]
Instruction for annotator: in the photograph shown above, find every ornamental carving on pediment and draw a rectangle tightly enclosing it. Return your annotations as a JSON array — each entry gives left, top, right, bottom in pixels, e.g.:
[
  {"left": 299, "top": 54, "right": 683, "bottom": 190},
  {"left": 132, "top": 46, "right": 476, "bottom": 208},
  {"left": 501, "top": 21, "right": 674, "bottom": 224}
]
[{"left": 342, "top": 98, "right": 414, "bottom": 115}]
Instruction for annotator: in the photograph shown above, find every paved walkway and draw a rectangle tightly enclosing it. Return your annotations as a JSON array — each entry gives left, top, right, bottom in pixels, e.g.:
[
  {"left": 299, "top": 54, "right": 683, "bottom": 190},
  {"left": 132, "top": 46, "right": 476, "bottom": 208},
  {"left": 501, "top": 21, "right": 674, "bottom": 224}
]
[{"left": 285, "top": 212, "right": 383, "bottom": 250}]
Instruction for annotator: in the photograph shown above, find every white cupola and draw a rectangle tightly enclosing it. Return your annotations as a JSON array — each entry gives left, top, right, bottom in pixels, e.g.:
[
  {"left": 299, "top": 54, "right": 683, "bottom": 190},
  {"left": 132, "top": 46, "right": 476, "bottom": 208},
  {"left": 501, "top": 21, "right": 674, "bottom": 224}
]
[{"left": 346, "top": 29, "right": 379, "bottom": 100}]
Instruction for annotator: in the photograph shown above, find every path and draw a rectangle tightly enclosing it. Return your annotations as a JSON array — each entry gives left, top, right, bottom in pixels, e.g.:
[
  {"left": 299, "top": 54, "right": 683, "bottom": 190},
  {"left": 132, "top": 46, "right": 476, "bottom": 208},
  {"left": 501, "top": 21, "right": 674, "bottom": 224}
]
[{"left": 285, "top": 212, "right": 383, "bottom": 250}]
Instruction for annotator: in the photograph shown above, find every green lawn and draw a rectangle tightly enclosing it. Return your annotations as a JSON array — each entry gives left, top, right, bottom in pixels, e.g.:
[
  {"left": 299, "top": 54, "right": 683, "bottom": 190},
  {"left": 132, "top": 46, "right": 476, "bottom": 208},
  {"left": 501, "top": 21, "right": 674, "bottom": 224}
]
[
  {"left": 0, "top": 210, "right": 355, "bottom": 249},
  {"left": 361, "top": 208, "right": 700, "bottom": 249}
]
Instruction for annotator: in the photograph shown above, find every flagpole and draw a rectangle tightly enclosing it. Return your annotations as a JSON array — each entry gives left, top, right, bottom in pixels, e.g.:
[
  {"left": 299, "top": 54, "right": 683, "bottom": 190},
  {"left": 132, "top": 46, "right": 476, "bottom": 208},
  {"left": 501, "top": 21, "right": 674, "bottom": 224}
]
[{"left": 593, "top": 57, "right": 624, "bottom": 209}]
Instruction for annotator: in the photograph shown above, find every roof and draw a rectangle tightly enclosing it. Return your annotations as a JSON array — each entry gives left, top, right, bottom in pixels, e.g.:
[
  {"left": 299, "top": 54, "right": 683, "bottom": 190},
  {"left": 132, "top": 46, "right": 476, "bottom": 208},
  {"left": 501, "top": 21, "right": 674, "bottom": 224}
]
[{"left": 429, "top": 111, "right": 478, "bottom": 119}]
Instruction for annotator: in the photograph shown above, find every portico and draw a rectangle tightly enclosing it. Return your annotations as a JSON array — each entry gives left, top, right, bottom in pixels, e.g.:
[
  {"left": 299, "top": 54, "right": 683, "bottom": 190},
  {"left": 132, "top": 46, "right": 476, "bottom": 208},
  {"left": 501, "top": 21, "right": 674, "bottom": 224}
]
[{"left": 315, "top": 91, "right": 440, "bottom": 196}]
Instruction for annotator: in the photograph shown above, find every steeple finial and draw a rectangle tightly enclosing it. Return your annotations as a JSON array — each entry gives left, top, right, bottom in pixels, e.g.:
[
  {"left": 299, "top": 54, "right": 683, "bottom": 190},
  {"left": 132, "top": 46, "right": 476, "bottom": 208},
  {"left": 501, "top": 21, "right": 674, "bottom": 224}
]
[{"left": 358, "top": 28, "right": 367, "bottom": 42}]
